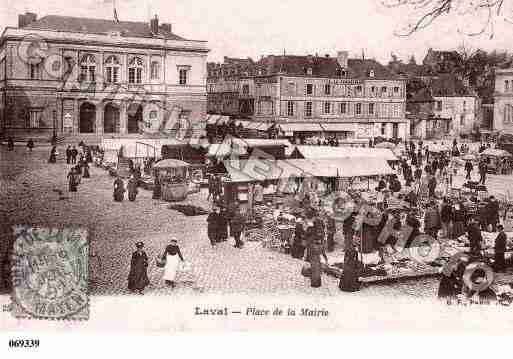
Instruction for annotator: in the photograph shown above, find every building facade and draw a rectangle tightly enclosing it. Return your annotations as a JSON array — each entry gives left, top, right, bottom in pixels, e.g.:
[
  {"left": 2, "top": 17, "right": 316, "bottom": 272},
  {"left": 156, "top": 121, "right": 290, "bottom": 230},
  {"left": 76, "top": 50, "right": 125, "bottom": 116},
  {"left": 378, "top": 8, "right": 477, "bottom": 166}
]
[
  {"left": 493, "top": 68, "right": 513, "bottom": 134},
  {"left": 0, "top": 12, "right": 209, "bottom": 141},
  {"left": 207, "top": 52, "right": 409, "bottom": 140}
]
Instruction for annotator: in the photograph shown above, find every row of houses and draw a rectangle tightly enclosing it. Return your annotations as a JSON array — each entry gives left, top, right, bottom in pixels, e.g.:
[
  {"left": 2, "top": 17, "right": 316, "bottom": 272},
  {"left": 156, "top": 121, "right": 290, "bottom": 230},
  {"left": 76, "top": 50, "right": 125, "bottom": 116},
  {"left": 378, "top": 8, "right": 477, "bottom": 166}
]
[
  {"left": 206, "top": 49, "right": 484, "bottom": 141},
  {"left": 1, "top": 11, "right": 512, "bottom": 142}
]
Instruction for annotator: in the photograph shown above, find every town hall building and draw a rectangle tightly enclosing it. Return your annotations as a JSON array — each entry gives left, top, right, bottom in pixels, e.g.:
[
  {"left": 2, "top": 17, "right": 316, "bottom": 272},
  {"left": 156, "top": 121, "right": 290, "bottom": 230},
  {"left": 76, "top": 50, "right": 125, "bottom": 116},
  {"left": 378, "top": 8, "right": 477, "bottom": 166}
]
[{"left": 0, "top": 12, "right": 209, "bottom": 142}]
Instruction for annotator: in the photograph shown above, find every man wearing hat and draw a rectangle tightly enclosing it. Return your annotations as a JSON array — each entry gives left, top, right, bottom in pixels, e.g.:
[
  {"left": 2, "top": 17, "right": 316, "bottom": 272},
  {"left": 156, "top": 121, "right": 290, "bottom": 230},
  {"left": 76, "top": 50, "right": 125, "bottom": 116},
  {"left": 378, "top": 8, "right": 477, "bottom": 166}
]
[
  {"left": 494, "top": 224, "right": 507, "bottom": 272},
  {"left": 128, "top": 242, "right": 150, "bottom": 294}
]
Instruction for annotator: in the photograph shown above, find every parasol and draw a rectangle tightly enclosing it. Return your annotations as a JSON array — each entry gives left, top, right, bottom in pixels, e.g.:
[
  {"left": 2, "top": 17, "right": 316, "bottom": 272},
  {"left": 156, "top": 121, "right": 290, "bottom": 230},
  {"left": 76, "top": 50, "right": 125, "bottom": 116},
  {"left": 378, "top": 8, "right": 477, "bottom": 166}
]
[{"left": 461, "top": 154, "right": 477, "bottom": 161}]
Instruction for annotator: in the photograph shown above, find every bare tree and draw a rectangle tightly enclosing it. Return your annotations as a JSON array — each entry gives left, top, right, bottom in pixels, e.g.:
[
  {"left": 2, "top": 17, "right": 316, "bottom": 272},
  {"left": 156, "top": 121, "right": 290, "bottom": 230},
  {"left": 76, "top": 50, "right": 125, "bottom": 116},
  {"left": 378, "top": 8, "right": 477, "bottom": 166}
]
[{"left": 382, "top": 0, "right": 511, "bottom": 38}]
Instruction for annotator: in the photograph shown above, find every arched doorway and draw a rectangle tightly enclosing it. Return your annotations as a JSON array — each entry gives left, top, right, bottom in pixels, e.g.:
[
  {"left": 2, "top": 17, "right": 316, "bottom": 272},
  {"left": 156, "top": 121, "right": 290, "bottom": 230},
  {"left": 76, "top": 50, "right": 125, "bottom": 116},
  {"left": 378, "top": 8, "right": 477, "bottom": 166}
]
[
  {"left": 104, "top": 103, "right": 120, "bottom": 133},
  {"left": 79, "top": 102, "right": 96, "bottom": 133},
  {"left": 127, "top": 103, "right": 143, "bottom": 134}
]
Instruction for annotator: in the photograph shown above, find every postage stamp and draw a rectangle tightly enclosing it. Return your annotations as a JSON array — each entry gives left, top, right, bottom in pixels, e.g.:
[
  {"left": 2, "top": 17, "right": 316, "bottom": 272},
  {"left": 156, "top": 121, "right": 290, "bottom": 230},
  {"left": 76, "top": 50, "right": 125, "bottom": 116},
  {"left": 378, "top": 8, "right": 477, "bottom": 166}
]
[{"left": 10, "top": 225, "right": 89, "bottom": 320}]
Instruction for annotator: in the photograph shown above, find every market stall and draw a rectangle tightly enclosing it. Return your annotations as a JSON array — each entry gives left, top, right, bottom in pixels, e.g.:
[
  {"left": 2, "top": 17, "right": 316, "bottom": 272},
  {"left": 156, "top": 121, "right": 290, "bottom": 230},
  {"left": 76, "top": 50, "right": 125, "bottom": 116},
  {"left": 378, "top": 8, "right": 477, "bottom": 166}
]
[
  {"left": 480, "top": 148, "right": 513, "bottom": 174},
  {"left": 153, "top": 159, "right": 193, "bottom": 202}
]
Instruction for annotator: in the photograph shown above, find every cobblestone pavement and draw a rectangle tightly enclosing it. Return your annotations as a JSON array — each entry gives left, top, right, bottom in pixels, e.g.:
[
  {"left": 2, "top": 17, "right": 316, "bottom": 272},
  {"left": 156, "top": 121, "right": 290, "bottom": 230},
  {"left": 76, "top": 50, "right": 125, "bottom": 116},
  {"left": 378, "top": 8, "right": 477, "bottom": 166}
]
[{"left": 5, "top": 145, "right": 511, "bottom": 300}]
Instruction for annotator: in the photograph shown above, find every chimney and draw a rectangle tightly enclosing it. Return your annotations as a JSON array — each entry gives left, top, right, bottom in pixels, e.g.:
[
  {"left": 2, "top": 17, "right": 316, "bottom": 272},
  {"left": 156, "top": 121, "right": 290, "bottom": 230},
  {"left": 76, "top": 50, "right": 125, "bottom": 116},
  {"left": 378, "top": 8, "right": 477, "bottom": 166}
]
[
  {"left": 337, "top": 51, "right": 348, "bottom": 68},
  {"left": 150, "top": 14, "right": 159, "bottom": 34},
  {"left": 160, "top": 22, "right": 172, "bottom": 33},
  {"left": 18, "top": 12, "right": 37, "bottom": 28}
]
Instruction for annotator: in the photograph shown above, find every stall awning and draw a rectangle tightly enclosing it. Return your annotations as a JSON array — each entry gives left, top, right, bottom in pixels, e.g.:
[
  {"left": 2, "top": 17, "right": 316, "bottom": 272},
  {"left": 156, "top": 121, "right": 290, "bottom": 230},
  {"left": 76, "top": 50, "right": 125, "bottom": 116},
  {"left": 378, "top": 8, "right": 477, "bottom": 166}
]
[
  {"left": 481, "top": 148, "right": 512, "bottom": 157},
  {"left": 290, "top": 145, "right": 398, "bottom": 161},
  {"left": 206, "top": 114, "right": 221, "bottom": 124},
  {"left": 320, "top": 123, "right": 357, "bottom": 132},
  {"left": 217, "top": 116, "right": 230, "bottom": 125},
  {"left": 244, "top": 121, "right": 272, "bottom": 131},
  {"left": 278, "top": 123, "right": 324, "bottom": 134},
  {"left": 207, "top": 142, "right": 248, "bottom": 158},
  {"left": 223, "top": 157, "right": 393, "bottom": 183}
]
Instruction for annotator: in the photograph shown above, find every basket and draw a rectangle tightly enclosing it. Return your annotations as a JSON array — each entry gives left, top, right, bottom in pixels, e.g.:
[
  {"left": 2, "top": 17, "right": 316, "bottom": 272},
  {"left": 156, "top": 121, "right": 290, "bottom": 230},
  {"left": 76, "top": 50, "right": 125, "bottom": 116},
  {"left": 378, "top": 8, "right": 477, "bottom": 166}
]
[{"left": 155, "top": 257, "right": 166, "bottom": 268}]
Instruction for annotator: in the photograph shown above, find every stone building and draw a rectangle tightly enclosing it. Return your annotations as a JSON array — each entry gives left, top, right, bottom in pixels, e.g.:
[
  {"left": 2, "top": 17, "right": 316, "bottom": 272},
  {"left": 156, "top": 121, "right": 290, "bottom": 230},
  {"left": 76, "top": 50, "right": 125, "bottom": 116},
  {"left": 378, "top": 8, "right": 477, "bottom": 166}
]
[
  {"left": 207, "top": 52, "right": 409, "bottom": 141},
  {"left": 493, "top": 68, "right": 513, "bottom": 134},
  {"left": 0, "top": 12, "right": 209, "bottom": 141}
]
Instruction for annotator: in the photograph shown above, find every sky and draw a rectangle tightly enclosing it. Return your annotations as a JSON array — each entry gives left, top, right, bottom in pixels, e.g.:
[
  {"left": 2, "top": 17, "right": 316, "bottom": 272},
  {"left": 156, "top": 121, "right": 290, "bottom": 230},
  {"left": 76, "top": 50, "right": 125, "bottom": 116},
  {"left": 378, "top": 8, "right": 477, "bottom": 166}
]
[{"left": 2, "top": 0, "right": 513, "bottom": 64}]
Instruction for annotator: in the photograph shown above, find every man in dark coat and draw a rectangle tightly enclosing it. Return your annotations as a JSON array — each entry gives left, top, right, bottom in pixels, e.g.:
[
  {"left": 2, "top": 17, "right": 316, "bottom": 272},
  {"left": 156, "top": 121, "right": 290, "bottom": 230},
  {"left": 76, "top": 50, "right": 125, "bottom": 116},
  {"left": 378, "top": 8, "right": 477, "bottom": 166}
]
[
  {"left": 440, "top": 198, "right": 453, "bottom": 239},
  {"left": 424, "top": 201, "right": 441, "bottom": 240},
  {"left": 465, "top": 160, "right": 473, "bottom": 180},
  {"left": 70, "top": 146, "right": 78, "bottom": 164},
  {"left": 230, "top": 207, "right": 245, "bottom": 248},
  {"left": 48, "top": 145, "right": 57, "bottom": 163},
  {"left": 479, "top": 161, "right": 488, "bottom": 185},
  {"left": 467, "top": 218, "right": 483, "bottom": 256},
  {"left": 66, "top": 145, "right": 72, "bottom": 164},
  {"left": 7, "top": 136, "right": 14, "bottom": 151},
  {"left": 428, "top": 175, "right": 437, "bottom": 198},
  {"left": 67, "top": 167, "right": 79, "bottom": 192},
  {"left": 27, "top": 139, "right": 34, "bottom": 153},
  {"left": 494, "top": 225, "right": 507, "bottom": 272},
  {"left": 218, "top": 207, "right": 229, "bottom": 242},
  {"left": 207, "top": 207, "right": 221, "bottom": 247},
  {"left": 486, "top": 196, "right": 500, "bottom": 232},
  {"left": 127, "top": 242, "right": 150, "bottom": 294},
  {"left": 292, "top": 216, "right": 306, "bottom": 259}
]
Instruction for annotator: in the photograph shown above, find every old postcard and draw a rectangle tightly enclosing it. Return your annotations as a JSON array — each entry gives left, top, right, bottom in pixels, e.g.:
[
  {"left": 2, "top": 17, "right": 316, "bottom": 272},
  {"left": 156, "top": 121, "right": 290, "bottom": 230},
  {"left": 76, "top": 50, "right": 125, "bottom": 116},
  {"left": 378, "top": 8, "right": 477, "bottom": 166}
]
[{"left": 2, "top": 0, "right": 513, "bottom": 342}]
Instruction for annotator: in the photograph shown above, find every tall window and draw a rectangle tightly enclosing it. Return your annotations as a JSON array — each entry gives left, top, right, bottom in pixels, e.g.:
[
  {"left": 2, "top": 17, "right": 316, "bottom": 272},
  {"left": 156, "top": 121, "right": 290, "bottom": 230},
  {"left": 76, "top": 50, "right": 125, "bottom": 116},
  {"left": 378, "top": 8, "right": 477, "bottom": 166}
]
[
  {"left": 505, "top": 104, "right": 513, "bottom": 123},
  {"left": 381, "top": 86, "right": 387, "bottom": 94},
  {"left": 381, "top": 123, "right": 386, "bottom": 135},
  {"left": 436, "top": 101, "right": 443, "bottom": 111},
  {"left": 306, "top": 84, "right": 313, "bottom": 95},
  {"left": 242, "top": 84, "right": 249, "bottom": 95},
  {"left": 128, "top": 57, "right": 143, "bottom": 84},
  {"left": 105, "top": 56, "right": 120, "bottom": 83},
  {"left": 287, "top": 101, "right": 294, "bottom": 116},
  {"left": 324, "top": 102, "right": 331, "bottom": 114},
  {"left": 79, "top": 54, "right": 96, "bottom": 82},
  {"left": 29, "top": 63, "right": 41, "bottom": 79},
  {"left": 324, "top": 84, "right": 331, "bottom": 95},
  {"left": 340, "top": 102, "right": 347, "bottom": 114},
  {"left": 356, "top": 85, "right": 362, "bottom": 93},
  {"left": 150, "top": 61, "right": 160, "bottom": 80},
  {"left": 29, "top": 108, "right": 42, "bottom": 128},
  {"left": 355, "top": 103, "right": 362, "bottom": 115},
  {"left": 393, "top": 86, "right": 400, "bottom": 94},
  {"left": 179, "top": 69, "right": 188, "bottom": 85},
  {"left": 305, "top": 101, "right": 312, "bottom": 117},
  {"left": 369, "top": 103, "right": 375, "bottom": 115},
  {"left": 506, "top": 80, "right": 510, "bottom": 92}
]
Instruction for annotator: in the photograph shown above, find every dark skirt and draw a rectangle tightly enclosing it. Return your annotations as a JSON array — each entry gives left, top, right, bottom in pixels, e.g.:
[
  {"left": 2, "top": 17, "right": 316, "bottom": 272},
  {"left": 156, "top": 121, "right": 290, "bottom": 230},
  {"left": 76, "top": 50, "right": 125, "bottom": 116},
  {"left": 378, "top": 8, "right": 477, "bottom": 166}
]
[
  {"left": 309, "top": 244, "right": 322, "bottom": 288},
  {"left": 48, "top": 154, "right": 56, "bottom": 163},
  {"left": 291, "top": 244, "right": 305, "bottom": 259},
  {"left": 339, "top": 249, "right": 360, "bottom": 292},
  {"left": 452, "top": 221, "right": 466, "bottom": 239},
  {"left": 83, "top": 167, "right": 90, "bottom": 178},
  {"left": 128, "top": 191, "right": 137, "bottom": 201},
  {"left": 69, "top": 181, "right": 78, "bottom": 192},
  {"left": 113, "top": 190, "right": 124, "bottom": 202}
]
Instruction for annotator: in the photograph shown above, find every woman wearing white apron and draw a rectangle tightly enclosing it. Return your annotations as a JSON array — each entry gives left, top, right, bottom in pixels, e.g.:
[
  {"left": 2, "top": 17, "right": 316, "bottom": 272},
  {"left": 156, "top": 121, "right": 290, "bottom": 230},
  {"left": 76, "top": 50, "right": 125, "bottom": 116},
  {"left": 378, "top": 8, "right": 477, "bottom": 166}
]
[{"left": 161, "top": 239, "right": 184, "bottom": 288}]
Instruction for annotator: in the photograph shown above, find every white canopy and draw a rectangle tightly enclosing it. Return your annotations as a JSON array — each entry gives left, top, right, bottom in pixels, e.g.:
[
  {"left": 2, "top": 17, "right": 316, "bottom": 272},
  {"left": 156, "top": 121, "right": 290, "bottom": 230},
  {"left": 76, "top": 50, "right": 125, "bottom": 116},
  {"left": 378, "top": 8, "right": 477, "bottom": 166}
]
[{"left": 291, "top": 145, "right": 398, "bottom": 161}]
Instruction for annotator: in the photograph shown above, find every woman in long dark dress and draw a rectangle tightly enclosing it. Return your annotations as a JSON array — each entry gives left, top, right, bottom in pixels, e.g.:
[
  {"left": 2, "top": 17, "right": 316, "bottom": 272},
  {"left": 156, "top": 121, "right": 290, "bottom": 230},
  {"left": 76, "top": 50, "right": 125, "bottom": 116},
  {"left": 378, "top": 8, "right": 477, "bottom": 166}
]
[
  {"left": 339, "top": 248, "right": 360, "bottom": 292},
  {"left": 127, "top": 175, "right": 138, "bottom": 202},
  {"left": 152, "top": 175, "right": 161, "bottom": 199},
  {"left": 128, "top": 242, "right": 150, "bottom": 294},
  {"left": 113, "top": 176, "right": 125, "bottom": 202},
  {"left": 292, "top": 216, "right": 305, "bottom": 259},
  {"left": 48, "top": 145, "right": 57, "bottom": 163},
  {"left": 82, "top": 161, "right": 90, "bottom": 178},
  {"left": 67, "top": 167, "right": 79, "bottom": 192}
]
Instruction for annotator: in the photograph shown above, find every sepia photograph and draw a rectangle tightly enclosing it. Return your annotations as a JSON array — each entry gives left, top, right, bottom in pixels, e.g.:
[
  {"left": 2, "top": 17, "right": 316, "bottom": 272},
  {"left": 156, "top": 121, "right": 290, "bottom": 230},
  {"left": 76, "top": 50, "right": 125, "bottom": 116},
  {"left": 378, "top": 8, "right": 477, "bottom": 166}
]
[{"left": 2, "top": 0, "right": 513, "bottom": 338}]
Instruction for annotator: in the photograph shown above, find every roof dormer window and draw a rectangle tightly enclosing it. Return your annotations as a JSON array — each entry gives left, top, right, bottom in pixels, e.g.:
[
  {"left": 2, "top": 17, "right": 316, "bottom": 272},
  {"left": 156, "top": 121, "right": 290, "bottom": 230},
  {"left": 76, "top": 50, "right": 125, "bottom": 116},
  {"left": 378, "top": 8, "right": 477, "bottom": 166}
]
[
  {"left": 369, "top": 70, "right": 375, "bottom": 78},
  {"left": 307, "top": 67, "right": 313, "bottom": 75}
]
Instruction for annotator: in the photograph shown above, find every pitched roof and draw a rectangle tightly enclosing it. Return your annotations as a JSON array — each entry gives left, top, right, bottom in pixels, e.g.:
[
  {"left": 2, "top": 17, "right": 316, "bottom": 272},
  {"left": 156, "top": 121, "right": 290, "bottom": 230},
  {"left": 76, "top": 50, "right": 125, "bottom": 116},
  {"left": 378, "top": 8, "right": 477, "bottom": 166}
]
[
  {"left": 23, "top": 15, "right": 185, "bottom": 40},
  {"left": 430, "top": 74, "right": 474, "bottom": 97},
  {"left": 253, "top": 55, "right": 399, "bottom": 79}
]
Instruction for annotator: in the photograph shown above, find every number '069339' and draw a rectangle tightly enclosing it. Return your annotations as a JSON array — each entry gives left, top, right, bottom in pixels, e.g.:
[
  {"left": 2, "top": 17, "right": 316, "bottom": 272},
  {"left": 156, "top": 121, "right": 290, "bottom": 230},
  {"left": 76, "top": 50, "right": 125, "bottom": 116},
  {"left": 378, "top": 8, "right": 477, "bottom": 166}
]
[{"left": 8, "top": 339, "right": 40, "bottom": 348}]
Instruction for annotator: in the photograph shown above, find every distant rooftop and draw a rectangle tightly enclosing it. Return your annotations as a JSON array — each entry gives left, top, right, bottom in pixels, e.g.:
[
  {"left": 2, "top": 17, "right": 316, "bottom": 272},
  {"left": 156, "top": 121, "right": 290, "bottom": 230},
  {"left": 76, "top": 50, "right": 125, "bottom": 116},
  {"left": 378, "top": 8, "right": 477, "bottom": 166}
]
[{"left": 21, "top": 14, "right": 186, "bottom": 40}]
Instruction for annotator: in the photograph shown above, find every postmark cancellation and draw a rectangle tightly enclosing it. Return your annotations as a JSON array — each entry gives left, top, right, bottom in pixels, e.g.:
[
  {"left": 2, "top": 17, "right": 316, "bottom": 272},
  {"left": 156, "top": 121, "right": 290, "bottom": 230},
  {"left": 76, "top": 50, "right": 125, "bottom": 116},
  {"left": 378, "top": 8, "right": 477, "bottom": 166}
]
[{"left": 10, "top": 226, "right": 89, "bottom": 320}]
